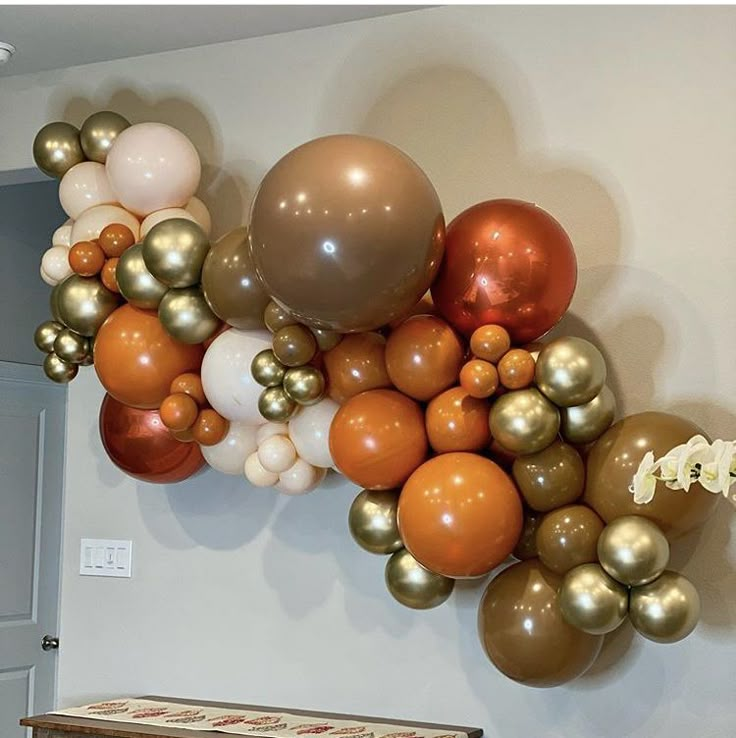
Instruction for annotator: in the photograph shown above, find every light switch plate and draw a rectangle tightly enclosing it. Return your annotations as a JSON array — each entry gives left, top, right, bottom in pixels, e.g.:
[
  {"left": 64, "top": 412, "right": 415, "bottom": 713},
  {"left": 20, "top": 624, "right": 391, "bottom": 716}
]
[{"left": 80, "top": 539, "right": 132, "bottom": 578}]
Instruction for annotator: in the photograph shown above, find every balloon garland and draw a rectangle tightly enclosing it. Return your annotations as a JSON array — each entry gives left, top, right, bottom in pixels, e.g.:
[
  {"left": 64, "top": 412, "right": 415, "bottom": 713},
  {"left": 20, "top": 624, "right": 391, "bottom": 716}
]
[{"left": 31, "top": 112, "right": 736, "bottom": 688}]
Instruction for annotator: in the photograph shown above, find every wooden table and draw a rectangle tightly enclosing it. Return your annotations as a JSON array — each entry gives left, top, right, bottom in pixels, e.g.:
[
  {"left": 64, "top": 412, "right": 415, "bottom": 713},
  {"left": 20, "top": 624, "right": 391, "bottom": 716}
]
[{"left": 22, "top": 696, "right": 483, "bottom": 738}]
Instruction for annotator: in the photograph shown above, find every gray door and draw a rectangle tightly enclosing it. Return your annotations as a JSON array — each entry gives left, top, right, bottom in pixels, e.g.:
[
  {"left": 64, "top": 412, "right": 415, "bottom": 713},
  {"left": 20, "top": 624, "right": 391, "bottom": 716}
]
[{"left": 0, "top": 361, "right": 65, "bottom": 735}]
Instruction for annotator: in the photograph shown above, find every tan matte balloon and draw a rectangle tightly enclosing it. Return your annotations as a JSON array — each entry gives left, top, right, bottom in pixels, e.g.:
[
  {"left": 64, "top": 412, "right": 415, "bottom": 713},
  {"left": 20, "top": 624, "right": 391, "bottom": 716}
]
[
  {"left": 249, "top": 135, "right": 445, "bottom": 332},
  {"left": 201, "top": 226, "right": 270, "bottom": 330},
  {"left": 536, "top": 504, "right": 605, "bottom": 575},
  {"left": 584, "top": 412, "right": 720, "bottom": 539},
  {"left": 478, "top": 559, "right": 603, "bottom": 687},
  {"left": 513, "top": 508, "right": 542, "bottom": 561}
]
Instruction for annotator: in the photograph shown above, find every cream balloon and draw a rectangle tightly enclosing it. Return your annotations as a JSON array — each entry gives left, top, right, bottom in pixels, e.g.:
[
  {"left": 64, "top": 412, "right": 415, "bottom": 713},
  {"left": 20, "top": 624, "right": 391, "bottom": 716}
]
[
  {"left": 59, "top": 162, "right": 117, "bottom": 219},
  {"left": 140, "top": 207, "right": 209, "bottom": 239},
  {"left": 201, "top": 422, "right": 258, "bottom": 475},
  {"left": 200, "top": 328, "right": 272, "bottom": 424},
  {"left": 70, "top": 204, "right": 140, "bottom": 245},
  {"left": 40, "top": 267, "right": 56, "bottom": 286},
  {"left": 256, "top": 422, "right": 289, "bottom": 445},
  {"left": 257, "top": 434, "right": 297, "bottom": 474},
  {"left": 52, "top": 220, "right": 73, "bottom": 248},
  {"left": 276, "top": 458, "right": 322, "bottom": 495},
  {"left": 41, "top": 246, "right": 72, "bottom": 283},
  {"left": 185, "top": 197, "right": 212, "bottom": 237},
  {"left": 105, "top": 122, "right": 201, "bottom": 217},
  {"left": 244, "top": 452, "right": 279, "bottom": 487},
  {"left": 287, "top": 397, "right": 339, "bottom": 469}
]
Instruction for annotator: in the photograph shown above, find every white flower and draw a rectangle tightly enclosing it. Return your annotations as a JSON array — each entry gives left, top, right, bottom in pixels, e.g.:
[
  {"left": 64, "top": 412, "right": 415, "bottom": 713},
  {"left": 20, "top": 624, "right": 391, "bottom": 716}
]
[
  {"left": 630, "top": 451, "right": 658, "bottom": 504},
  {"left": 675, "top": 436, "right": 712, "bottom": 492},
  {"left": 698, "top": 440, "right": 735, "bottom": 495}
]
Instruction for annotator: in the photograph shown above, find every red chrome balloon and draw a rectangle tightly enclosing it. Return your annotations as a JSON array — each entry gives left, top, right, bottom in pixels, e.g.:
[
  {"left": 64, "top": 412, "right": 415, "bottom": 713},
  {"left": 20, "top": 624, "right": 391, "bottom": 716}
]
[{"left": 431, "top": 200, "right": 577, "bottom": 344}]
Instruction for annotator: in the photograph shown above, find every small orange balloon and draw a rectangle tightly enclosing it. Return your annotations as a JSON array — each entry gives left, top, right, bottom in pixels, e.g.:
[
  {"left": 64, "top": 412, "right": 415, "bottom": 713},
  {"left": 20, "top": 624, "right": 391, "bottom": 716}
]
[
  {"left": 169, "top": 373, "right": 207, "bottom": 407},
  {"left": 101, "top": 257, "right": 120, "bottom": 293},
  {"left": 159, "top": 393, "right": 199, "bottom": 432},
  {"left": 425, "top": 386, "right": 491, "bottom": 453},
  {"left": 329, "top": 389, "right": 428, "bottom": 490},
  {"left": 385, "top": 315, "right": 464, "bottom": 402},
  {"left": 459, "top": 359, "right": 499, "bottom": 398},
  {"left": 323, "top": 332, "right": 392, "bottom": 403},
  {"left": 470, "top": 324, "right": 511, "bottom": 363},
  {"left": 99, "top": 223, "right": 136, "bottom": 258},
  {"left": 69, "top": 240, "right": 106, "bottom": 276},
  {"left": 398, "top": 452, "right": 523, "bottom": 578},
  {"left": 192, "top": 409, "right": 229, "bottom": 446},
  {"left": 498, "top": 349, "right": 536, "bottom": 390}
]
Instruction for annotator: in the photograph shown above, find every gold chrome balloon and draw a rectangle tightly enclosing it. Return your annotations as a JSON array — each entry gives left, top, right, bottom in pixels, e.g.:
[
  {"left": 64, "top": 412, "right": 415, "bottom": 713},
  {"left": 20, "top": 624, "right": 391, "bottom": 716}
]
[
  {"left": 283, "top": 366, "right": 325, "bottom": 406},
  {"left": 489, "top": 388, "right": 560, "bottom": 455},
  {"left": 142, "top": 218, "right": 210, "bottom": 288},
  {"left": 49, "top": 282, "right": 67, "bottom": 325},
  {"left": 535, "top": 337, "right": 607, "bottom": 407},
  {"left": 385, "top": 548, "right": 454, "bottom": 610},
  {"left": 258, "top": 386, "right": 298, "bottom": 422},
  {"left": 263, "top": 300, "right": 298, "bottom": 333},
  {"left": 310, "top": 327, "right": 343, "bottom": 352},
  {"left": 598, "top": 515, "right": 669, "bottom": 586},
  {"left": 56, "top": 274, "right": 119, "bottom": 337},
  {"left": 560, "top": 385, "right": 616, "bottom": 444},
  {"left": 251, "top": 349, "right": 286, "bottom": 387},
  {"left": 272, "top": 324, "right": 317, "bottom": 367},
  {"left": 53, "top": 328, "right": 90, "bottom": 364},
  {"left": 43, "top": 352, "right": 78, "bottom": 383},
  {"left": 33, "top": 122, "right": 85, "bottom": 178},
  {"left": 116, "top": 243, "right": 168, "bottom": 309},
  {"left": 34, "top": 320, "right": 63, "bottom": 353},
  {"left": 158, "top": 287, "right": 220, "bottom": 344},
  {"left": 559, "top": 563, "right": 629, "bottom": 635},
  {"left": 348, "top": 489, "right": 403, "bottom": 555},
  {"left": 629, "top": 571, "right": 700, "bottom": 643},
  {"left": 79, "top": 111, "right": 130, "bottom": 163}
]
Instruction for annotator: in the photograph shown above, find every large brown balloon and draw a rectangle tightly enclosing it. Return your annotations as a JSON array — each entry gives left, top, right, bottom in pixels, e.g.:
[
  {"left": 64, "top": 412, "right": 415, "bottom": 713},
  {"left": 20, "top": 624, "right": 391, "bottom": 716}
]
[
  {"left": 584, "top": 412, "right": 720, "bottom": 539},
  {"left": 478, "top": 559, "right": 603, "bottom": 687},
  {"left": 425, "top": 386, "right": 491, "bottom": 453},
  {"left": 536, "top": 504, "right": 604, "bottom": 575},
  {"left": 323, "top": 332, "right": 392, "bottom": 403},
  {"left": 99, "top": 394, "right": 205, "bottom": 483},
  {"left": 249, "top": 135, "right": 445, "bottom": 332},
  {"left": 201, "top": 226, "right": 270, "bottom": 330}
]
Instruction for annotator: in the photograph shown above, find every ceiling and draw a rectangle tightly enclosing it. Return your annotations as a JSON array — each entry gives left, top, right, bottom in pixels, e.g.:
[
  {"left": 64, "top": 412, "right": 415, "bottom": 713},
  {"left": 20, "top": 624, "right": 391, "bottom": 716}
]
[{"left": 0, "top": 5, "right": 428, "bottom": 77}]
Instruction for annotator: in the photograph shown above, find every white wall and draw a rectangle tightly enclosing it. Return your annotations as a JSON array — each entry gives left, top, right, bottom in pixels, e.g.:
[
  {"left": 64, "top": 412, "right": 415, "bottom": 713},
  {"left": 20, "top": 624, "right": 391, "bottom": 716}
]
[{"left": 1, "top": 6, "right": 735, "bottom": 737}]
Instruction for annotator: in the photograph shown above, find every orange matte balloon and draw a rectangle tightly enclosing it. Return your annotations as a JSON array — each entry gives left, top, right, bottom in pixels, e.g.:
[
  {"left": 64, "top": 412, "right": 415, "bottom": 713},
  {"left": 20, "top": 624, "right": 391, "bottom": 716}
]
[
  {"left": 323, "top": 332, "right": 392, "bottom": 403},
  {"left": 398, "top": 452, "right": 523, "bottom": 578},
  {"left": 101, "top": 257, "right": 120, "bottom": 293},
  {"left": 169, "top": 372, "right": 207, "bottom": 407},
  {"left": 99, "top": 223, "right": 136, "bottom": 258},
  {"left": 459, "top": 359, "right": 498, "bottom": 399},
  {"left": 159, "top": 393, "right": 199, "bottom": 432},
  {"left": 498, "top": 348, "right": 536, "bottom": 390},
  {"left": 191, "top": 409, "right": 229, "bottom": 446},
  {"left": 69, "top": 240, "right": 106, "bottom": 276},
  {"left": 329, "top": 389, "right": 428, "bottom": 490},
  {"left": 94, "top": 304, "right": 204, "bottom": 410},
  {"left": 425, "top": 387, "right": 491, "bottom": 453},
  {"left": 385, "top": 315, "right": 464, "bottom": 402},
  {"left": 470, "top": 324, "right": 510, "bottom": 363}
]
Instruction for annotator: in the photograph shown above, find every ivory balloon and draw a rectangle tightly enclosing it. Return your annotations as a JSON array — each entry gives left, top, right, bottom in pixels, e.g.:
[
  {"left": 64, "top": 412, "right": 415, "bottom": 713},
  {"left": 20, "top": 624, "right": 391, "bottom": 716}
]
[
  {"left": 201, "top": 421, "right": 258, "bottom": 475},
  {"left": 244, "top": 452, "right": 279, "bottom": 487},
  {"left": 70, "top": 204, "right": 140, "bottom": 245},
  {"left": 52, "top": 221, "right": 73, "bottom": 248},
  {"left": 287, "top": 397, "right": 339, "bottom": 468},
  {"left": 276, "top": 458, "right": 322, "bottom": 495},
  {"left": 140, "top": 208, "right": 199, "bottom": 239},
  {"left": 385, "top": 549, "right": 454, "bottom": 610},
  {"left": 158, "top": 287, "right": 220, "bottom": 344},
  {"left": 142, "top": 219, "right": 209, "bottom": 288},
  {"left": 79, "top": 111, "right": 130, "bottom": 164},
  {"left": 34, "top": 320, "right": 63, "bottom": 354},
  {"left": 256, "top": 423, "right": 289, "bottom": 445},
  {"left": 185, "top": 197, "right": 212, "bottom": 237},
  {"left": 348, "top": 489, "right": 403, "bottom": 555},
  {"left": 257, "top": 434, "right": 297, "bottom": 474},
  {"left": 40, "top": 267, "right": 56, "bottom": 287},
  {"left": 33, "top": 122, "right": 85, "bottom": 178},
  {"left": 560, "top": 386, "right": 616, "bottom": 444},
  {"left": 59, "top": 162, "right": 117, "bottom": 219},
  {"left": 41, "top": 246, "right": 72, "bottom": 283},
  {"left": 56, "top": 275, "right": 119, "bottom": 336},
  {"left": 489, "top": 388, "right": 560, "bottom": 455},
  {"left": 116, "top": 243, "right": 169, "bottom": 309}
]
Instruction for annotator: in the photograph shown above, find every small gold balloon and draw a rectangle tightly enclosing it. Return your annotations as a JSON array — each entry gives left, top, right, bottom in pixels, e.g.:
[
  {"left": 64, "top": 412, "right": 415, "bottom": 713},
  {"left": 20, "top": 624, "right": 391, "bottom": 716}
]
[
  {"left": 43, "top": 352, "right": 78, "bottom": 383},
  {"left": 79, "top": 111, "right": 130, "bottom": 164},
  {"left": 116, "top": 243, "right": 168, "bottom": 309},
  {"left": 158, "top": 287, "right": 220, "bottom": 344},
  {"left": 559, "top": 563, "right": 629, "bottom": 635},
  {"left": 385, "top": 548, "right": 454, "bottom": 610},
  {"left": 49, "top": 282, "right": 67, "bottom": 325},
  {"left": 33, "top": 121, "right": 85, "bottom": 178},
  {"left": 560, "top": 385, "right": 616, "bottom": 445},
  {"left": 272, "top": 324, "right": 317, "bottom": 367},
  {"left": 489, "top": 388, "right": 560, "bottom": 455},
  {"left": 258, "top": 386, "right": 298, "bottom": 422},
  {"left": 56, "top": 274, "right": 119, "bottom": 337},
  {"left": 34, "top": 320, "right": 63, "bottom": 353},
  {"left": 251, "top": 349, "right": 286, "bottom": 387},
  {"left": 142, "top": 218, "right": 210, "bottom": 288},
  {"left": 348, "top": 489, "right": 403, "bottom": 555},
  {"left": 629, "top": 571, "right": 700, "bottom": 643},
  {"left": 598, "top": 515, "right": 670, "bottom": 587},
  {"left": 53, "top": 328, "right": 90, "bottom": 364},
  {"left": 310, "top": 327, "right": 343, "bottom": 352},
  {"left": 282, "top": 366, "right": 325, "bottom": 406},
  {"left": 264, "top": 300, "right": 298, "bottom": 333}
]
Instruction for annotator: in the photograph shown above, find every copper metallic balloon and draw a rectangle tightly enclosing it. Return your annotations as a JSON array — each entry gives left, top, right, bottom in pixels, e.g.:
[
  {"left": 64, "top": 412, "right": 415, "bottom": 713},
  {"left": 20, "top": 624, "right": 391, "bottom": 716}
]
[
  {"left": 53, "top": 328, "right": 90, "bottom": 364},
  {"left": 559, "top": 563, "right": 629, "bottom": 635},
  {"left": 116, "top": 243, "right": 168, "bottom": 309},
  {"left": 43, "top": 352, "right": 78, "bottom": 383},
  {"left": 99, "top": 393, "right": 205, "bottom": 483},
  {"left": 79, "top": 111, "right": 130, "bottom": 164},
  {"left": 201, "top": 226, "right": 270, "bottom": 330},
  {"left": 34, "top": 320, "right": 63, "bottom": 353},
  {"left": 283, "top": 366, "right": 325, "bottom": 406},
  {"left": 158, "top": 287, "right": 220, "bottom": 344},
  {"left": 33, "top": 122, "right": 85, "bottom": 178},
  {"left": 56, "top": 274, "right": 119, "bottom": 337},
  {"left": 459, "top": 359, "right": 498, "bottom": 399},
  {"left": 249, "top": 134, "right": 445, "bottom": 332},
  {"left": 497, "top": 349, "right": 535, "bottom": 390},
  {"left": 258, "top": 386, "right": 298, "bottom": 422},
  {"left": 536, "top": 504, "right": 604, "bottom": 575},
  {"left": 425, "top": 386, "right": 491, "bottom": 453},
  {"left": 513, "top": 508, "right": 542, "bottom": 561},
  {"left": 142, "top": 218, "right": 210, "bottom": 288},
  {"left": 385, "top": 548, "right": 454, "bottom": 610},
  {"left": 597, "top": 515, "right": 670, "bottom": 586},
  {"left": 584, "top": 412, "right": 719, "bottom": 539},
  {"left": 489, "top": 388, "right": 560, "bottom": 455},
  {"left": 348, "top": 488, "right": 403, "bottom": 555},
  {"left": 323, "top": 332, "right": 392, "bottom": 403},
  {"left": 310, "top": 327, "right": 342, "bottom": 352},
  {"left": 251, "top": 349, "right": 286, "bottom": 387},
  {"left": 560, "top": 385, "right": 616, "bottom": 445},
  {"left": 263, "top": 300, "right": 297, "bottom": 333},
  {"left": 629, "top": 571, "right": 700, "bottom": 643},
  {"left": 478, "top": 559, "right": 603, "bottom": 687},
  {"left": 512, "top": 440, "right": 585, "bottom": 512},
  {"left": 49, "top": 282, "right": 66, "bottom": 325},
  {"left": 272, "top": 324, "right": 317, "bottom": 367},
  {"left": 470, "top": 324, "right": 511, "bottom": 363},
  {"left": 432, "top": 200, "right": 577, "bottom": 343}
]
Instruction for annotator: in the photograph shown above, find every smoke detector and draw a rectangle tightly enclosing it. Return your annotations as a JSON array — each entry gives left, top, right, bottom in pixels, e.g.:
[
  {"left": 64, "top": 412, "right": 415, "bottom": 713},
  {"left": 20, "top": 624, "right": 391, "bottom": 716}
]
[{"left": 0, "top": 42, "right": 16, "bottom": 65}]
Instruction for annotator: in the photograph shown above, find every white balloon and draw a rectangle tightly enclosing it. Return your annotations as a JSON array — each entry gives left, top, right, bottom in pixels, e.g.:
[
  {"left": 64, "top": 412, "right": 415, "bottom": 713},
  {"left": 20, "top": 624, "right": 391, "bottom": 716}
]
[
  {"left": 245, "top": 452, "right": 279, "bottom": 487},
  {"left": 106, "top": 122, "right": 201, "bottom": 217},
  {"left": 256, "top": 422, "right": 289, "bottom": 446},
  {"left": 201, "top": 422, "right": 258, "bottom": 475},
  {"left": 288, "top": 397, "right": 340, "bottom": 468},
  {"left": 200, "top": 328, "right": 272, "bottom": 424},
  {"left": 257, "top": 435, "right": 297, "bottom": 474},
  {"left": 52, "top": 220, "right": 73, "bottom": 247},
  {"left": 70, "top": 204, "right": 140, "bottom": 245},
  {"left": 185, "top": 197, "right": 212, "bottom": 236},
  {"left": 139, "top": 207, "right": 207, "bottom": 239},
  {"left": 59, "top": 161, "right": 117, "bottom": 219},
  {"left": 276, "top": 458, "right": 322, "bottom": 495},
  {"left": 40, "top": 265, "right": 56, "bottom": 286},
  {"left": 41, "top": 245, "right": 72, "bottom": 283}
]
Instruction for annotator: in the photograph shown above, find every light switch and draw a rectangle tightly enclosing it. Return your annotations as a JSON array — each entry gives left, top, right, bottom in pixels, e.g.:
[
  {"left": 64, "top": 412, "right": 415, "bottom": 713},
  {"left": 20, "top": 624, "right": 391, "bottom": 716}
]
[{"left": 80, "top": 539, "right": 132, "bottom": 578}]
